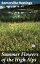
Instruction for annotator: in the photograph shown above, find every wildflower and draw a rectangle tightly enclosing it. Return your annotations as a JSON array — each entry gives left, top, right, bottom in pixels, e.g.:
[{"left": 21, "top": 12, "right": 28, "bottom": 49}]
[{"left": 32, "top": 44, "right": 35, "bottom": 48}]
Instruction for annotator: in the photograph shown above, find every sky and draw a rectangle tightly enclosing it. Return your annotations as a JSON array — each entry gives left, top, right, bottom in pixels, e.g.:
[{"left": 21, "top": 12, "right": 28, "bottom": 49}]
[
  {"left": 0, "top": 0, "right": 40, "bottom": 4},
  {"left": 0, "top": 0, "right": 40, "bottom": 9}
]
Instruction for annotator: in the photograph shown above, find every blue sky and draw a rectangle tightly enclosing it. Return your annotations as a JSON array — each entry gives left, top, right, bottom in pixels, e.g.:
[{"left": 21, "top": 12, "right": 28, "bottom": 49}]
[{"left": 0, "top": 0, "right": 40, "bottom": 4}]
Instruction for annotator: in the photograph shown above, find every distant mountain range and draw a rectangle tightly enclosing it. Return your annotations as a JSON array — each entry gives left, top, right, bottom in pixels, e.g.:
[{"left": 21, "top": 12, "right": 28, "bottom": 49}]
[{"left": 0, "top": 4, "right": 40, "bottom": 10}]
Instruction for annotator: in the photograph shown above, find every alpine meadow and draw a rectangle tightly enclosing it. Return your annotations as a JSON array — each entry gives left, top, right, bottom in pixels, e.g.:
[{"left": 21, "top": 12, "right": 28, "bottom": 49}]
[{"left": 0, "top": 22, "right": 40, "bottom": 51}]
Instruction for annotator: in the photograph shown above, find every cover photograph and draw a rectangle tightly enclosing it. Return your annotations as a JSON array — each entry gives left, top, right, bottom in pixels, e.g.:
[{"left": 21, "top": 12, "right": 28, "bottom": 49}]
[{"left": 0, "top": 0, "right": 40, "bottom": 64}]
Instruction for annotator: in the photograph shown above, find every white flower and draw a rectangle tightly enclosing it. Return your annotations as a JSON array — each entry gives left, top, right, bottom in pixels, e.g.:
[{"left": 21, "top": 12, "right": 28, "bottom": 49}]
[{"left": 32, "top": 44, "right": 35, "bottom": 48}]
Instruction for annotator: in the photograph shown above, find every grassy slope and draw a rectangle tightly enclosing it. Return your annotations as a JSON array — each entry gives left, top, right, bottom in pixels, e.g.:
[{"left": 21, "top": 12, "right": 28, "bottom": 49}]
[{"left": 0, "top": 22, "right": 40, "bottom": 51}]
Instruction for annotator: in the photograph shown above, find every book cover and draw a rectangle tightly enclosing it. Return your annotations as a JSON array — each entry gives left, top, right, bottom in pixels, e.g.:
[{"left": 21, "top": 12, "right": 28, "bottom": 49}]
[{"left": 0, "top": 0, "right": 40, "bottom": 64}]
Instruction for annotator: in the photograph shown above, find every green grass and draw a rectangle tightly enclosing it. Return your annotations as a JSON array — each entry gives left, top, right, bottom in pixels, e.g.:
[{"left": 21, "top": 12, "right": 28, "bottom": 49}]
[{"left": 0, "top": 22, "right": 40, "bottom": 51}]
